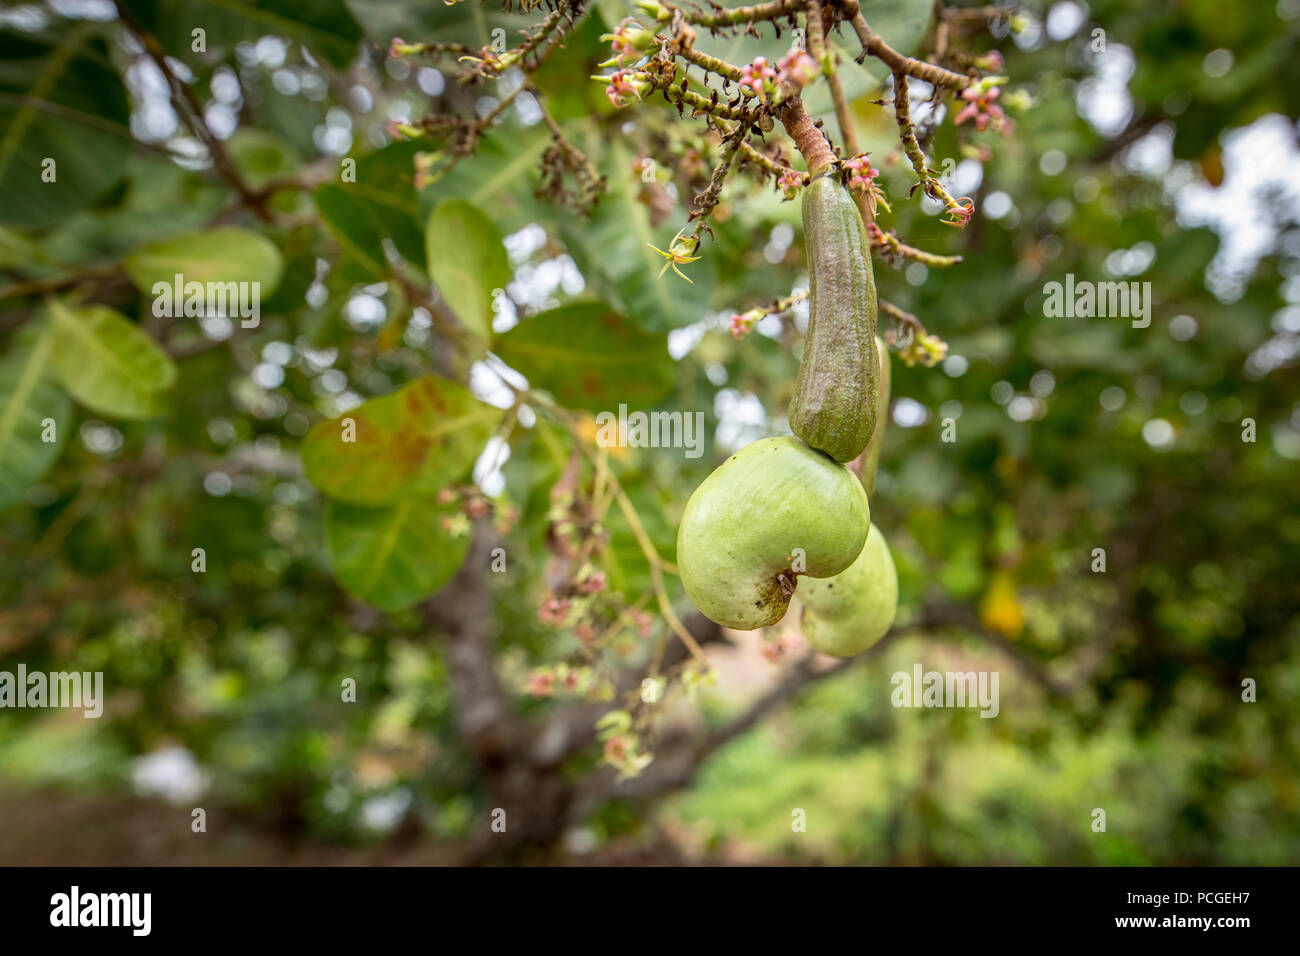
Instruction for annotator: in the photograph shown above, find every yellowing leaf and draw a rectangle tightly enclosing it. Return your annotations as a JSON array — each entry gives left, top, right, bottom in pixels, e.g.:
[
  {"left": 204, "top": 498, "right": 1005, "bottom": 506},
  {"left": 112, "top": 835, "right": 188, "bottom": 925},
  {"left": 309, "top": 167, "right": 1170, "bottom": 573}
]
[
  {"left": 301, "top": 376, "right": 499, "bottom": 506},
  {"left": 45, "top": 299, "right": 176, "bottom": 420}
]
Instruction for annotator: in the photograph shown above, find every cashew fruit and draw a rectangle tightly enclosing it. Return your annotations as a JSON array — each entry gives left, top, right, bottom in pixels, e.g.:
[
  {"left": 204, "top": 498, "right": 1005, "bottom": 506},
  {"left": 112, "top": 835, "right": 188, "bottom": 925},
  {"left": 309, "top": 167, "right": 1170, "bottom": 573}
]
[
  {"left": 676, "top": 436, "right": 870, "bottom": 630},
  {"left": 788, "top": 172, "right": 879, "bottom": 463},
  {"left": 797, "top": 522, "right": 898, "bottom": 658}
]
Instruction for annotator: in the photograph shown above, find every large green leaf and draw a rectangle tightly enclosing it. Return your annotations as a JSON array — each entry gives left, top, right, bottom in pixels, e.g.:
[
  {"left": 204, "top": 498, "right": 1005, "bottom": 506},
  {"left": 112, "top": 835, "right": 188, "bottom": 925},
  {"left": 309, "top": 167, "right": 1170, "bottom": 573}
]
[
  {"left": 562, "top": 138, "right": 716, "bottom": 332},
  {"left": 315, "top": 145, "right": 427, "bottom": 279},
  {"left": 354, "top": 141, "right": 427, "bottom": 269},
  {"left": 123, "top": 227, "right": 285, "bottom": 299},
  {"left": 300, "top": 376, "right": 499, "bottom": 506},
  {"left": 495, "top": 302, "right": 674, "bottom": 412},
  {"left": 45, "top": 300, "right": 178, "bottom": 420},
  {"left": 0, "top": 324, "right": 71, "bottom": 512},
  {"left": 419, "top": 128, "right": 551, "bottom": 233},
  {"left": 325, "top": 497, "right": 471, "bottom": 611},
  {"left": 0, "top": 25, "right": 132, "bottom": 228},
  {"left": 121, "top": 0, "right": 364, "bottom": 69},
  {"left": 426, "top": 200, "right": 509, "bottom": 341},
  {"left": 315, "top": 183, "right": 388, "bottom": 280}
]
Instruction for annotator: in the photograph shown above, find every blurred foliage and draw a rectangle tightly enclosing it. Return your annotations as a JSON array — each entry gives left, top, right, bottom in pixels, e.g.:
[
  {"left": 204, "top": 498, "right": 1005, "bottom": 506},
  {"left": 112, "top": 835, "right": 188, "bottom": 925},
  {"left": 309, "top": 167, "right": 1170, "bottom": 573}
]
[{"left": 0, "top": 0, "right": 1298, "bottom": 862}]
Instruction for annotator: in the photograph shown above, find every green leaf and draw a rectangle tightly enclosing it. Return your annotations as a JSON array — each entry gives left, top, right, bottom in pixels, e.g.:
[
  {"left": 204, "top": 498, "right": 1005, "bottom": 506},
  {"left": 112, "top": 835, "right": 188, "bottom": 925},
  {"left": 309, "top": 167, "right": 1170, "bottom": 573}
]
[
  {"left": 495, "top": 302, "right": 674, "bottom": 412},
  {"left": 419, "top": 128, "right": 551, "bottom": 233},
  {"left": 45, "top": 300, "right": 178, "bottom": 420},
  {"left": 561, "top": 138, "right": 716, "bottom": 332},
  {"left": 426, "top": 200, "right": 509, "bottom": 341},
  {"left": 354, "top": 141, "right": 427, "bottom": 269},
  {"left": 325, "top": 497, "right": 471, "bottom": 611},
  {"left": 0, "top": 324, "right": 71, "bottom": 512},
  {"left": 315, "top": 183, "right": 388, "bottom": 279},
  {"left": 0, "top": 25, "right": 132, "bottom": 228},
  {"left": 123, "top": 227, "right": 285, "bottom": 298},
  {"left": 120, "top": 0, "right": 364, "bottom": 69},
  {"left": 301, "top": 376, "right": 499, "bottom": 506},
  {"left": 315, "top": 146, "right": 428, "bottom": 280}
]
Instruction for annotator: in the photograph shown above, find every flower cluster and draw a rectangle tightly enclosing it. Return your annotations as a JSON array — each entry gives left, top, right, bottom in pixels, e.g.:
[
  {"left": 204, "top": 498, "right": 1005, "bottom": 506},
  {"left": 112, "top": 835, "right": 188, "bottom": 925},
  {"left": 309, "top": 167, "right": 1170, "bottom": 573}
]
[
  {"left": 776, "top": 48, "right": 819, "bottom": 89},
  {"left": 597, "top": 710, "right": 654, "bottom": 779},
  {"left": 523, "top": 662, "right": 612, "bottom": 701},
  {"left": 601, "top": 18, "right": 655, "bottom": 67},
  {"left": 601, "top": 70, "right": 650, "bottom": 108},
  {"left": 459, "top": 45, "right": 508, "bottom": 75},
  {"left": 729, "top": 307, "right": 764, "bottom": 339},
  {"left": 843, "top": 153, "right": 890, "bottom": 216},
  {"left": 437, "top": 485, "right": 520, "bottom": 537},
  {"left": 777, "top": 167, "right": 804, "bottom": 200},
  {"left": 738, "top": 56, "right": 778, "bottom": 103},
  {"left": 955, "top": 83, "right": 1013, "bottom": 135},
  {"left": 940, "top": 196, "right": 975, "bottom": 229},
  {"left": 896, "top": 331, "right": 949, "bottom": 368}
]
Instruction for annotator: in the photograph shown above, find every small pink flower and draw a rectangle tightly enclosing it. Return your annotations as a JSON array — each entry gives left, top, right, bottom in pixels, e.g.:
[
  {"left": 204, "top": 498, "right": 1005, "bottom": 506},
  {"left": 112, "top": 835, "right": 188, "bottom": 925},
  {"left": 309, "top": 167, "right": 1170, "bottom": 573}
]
[
  {"left": 776, "top": 49, "right": 818, "bottom": 89},
  {"left": 605, "top": 70, "right": 647, "bottom": 108},
  {"left": 729, "top": 308, "right": 762, "bottom": 339},
  {"left": 941, "top": 197, "right": 975, "bottom": 229},
  {"left": 464, "top": 497, "right": 489, "bottom": 519},
  {"left": 538, "top": 595, "right": 570, "bottom": 624},
  {"left": 843, "top": 154, "right": 880, "bottom": 191},
  {"left": 777, "top": 168, "right": 804, "bottom": 200},
  {"left": 526, "top": 671, "right": 556, "bottom": 696},
  {"left": 955, "top": 85, "right": 1010, "bottom": 135},
  {"left": 631, "top": 610, "right": 654, "bottom": 638},
  {"left": 843, "top": 154, "right": 889, "bottom": 215},
  {"left": 605, "top": 18, "right": 652, "bottom": 66},
  {"left": 580, "top": 570, "right": 607, "bottom": 594},
  {"left": 738, "top": 57, "right": 777, "bottom": 102}
]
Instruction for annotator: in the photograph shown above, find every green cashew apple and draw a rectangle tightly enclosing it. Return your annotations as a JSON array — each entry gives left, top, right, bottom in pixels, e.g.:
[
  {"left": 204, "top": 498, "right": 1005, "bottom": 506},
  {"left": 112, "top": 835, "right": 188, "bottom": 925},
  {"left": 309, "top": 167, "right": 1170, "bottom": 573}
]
[
  {"left": 796, "top": 522, "right": 898, "bottom": 658},
  {"left": 677, "top": 436, "right": 870, "bottom": 630}
]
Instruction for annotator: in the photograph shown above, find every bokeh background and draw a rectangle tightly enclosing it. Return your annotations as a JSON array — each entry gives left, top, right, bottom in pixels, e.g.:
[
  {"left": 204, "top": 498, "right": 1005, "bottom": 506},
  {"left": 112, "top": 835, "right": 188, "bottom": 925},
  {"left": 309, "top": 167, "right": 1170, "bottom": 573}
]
[{"left": 2, "top": 0, "right": 1298, "bottom": 864}]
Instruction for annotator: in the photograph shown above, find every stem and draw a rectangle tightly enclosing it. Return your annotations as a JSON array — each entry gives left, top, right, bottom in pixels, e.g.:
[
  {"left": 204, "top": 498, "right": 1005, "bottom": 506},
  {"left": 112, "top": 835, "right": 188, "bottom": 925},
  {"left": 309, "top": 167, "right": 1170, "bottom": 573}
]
[
  {"left": 778, "top": 97, "right": 835, "bottom": 176},
  {"left": 676, "top": 0, "right": 810, "bottom": 28},
  {"left": 891, "top": 70, "right": 966, "bottom": 215},
  {"left": 675, "top": 44, "right": 743, "bottom": 82},
  {"left": 869, "top": 222, "right": 964, "bottom": 266},
  {"left": 113, "top": 0, "right": 264, "bottom": 216},
  {"left": 645, "top": 72, "right": 751, "bottom": 121},
  {"left": 686, "top": 123, "right": 747, "bottom": 241},
  {"left": 614, "top": 489, "right": 708, "bottom": 665},
  {"left": 844, "top": 2, "right": 972, "bottom": 90}
]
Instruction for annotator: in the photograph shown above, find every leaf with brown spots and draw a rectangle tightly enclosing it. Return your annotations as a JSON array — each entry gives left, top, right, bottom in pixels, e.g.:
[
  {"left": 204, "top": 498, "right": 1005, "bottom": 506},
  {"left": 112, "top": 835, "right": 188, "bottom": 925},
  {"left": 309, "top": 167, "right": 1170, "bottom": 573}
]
[{"left": 301, "top": 376, "right": 499, "bottom": 505}]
